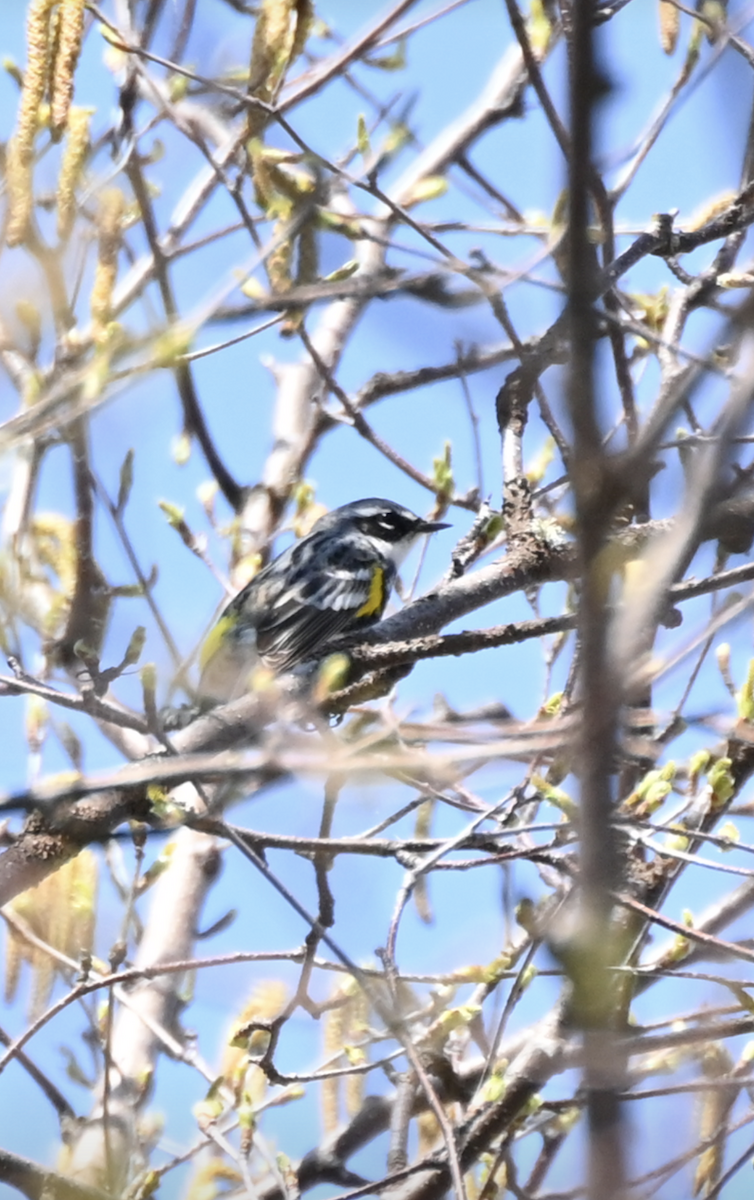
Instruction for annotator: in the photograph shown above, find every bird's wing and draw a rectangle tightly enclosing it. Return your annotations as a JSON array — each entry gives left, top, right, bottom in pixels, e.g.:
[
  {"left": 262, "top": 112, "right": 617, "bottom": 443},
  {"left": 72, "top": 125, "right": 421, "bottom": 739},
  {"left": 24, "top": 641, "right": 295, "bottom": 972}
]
[{"left": 255, "top": 562, "right": 385, "bottom": 671}]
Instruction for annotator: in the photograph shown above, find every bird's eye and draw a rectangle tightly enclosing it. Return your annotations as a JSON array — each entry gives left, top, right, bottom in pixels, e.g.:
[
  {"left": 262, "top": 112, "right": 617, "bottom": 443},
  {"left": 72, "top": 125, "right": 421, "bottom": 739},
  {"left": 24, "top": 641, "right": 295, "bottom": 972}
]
[
  {"left": 376, "top": 516, "right": 398, "bottom": 533},
  {"left": 357, "top": 512, "right": 406, "bottom": 539}
]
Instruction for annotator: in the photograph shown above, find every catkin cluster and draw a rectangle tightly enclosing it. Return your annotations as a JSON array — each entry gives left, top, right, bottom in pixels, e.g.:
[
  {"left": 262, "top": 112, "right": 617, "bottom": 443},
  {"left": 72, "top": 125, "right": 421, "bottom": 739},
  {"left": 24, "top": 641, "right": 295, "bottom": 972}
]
[
  {"left": 6, "top": 0, "right": 86, "bottom": 247},
  {"left": 321, "top": 976, "right": 370, "bottom": 1133}
]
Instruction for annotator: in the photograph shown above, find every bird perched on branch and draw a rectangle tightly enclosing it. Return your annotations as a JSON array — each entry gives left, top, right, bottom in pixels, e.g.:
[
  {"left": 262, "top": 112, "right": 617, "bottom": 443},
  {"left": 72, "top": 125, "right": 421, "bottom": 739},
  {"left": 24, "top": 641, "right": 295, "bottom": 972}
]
[{"left": 198, "top": 497, "right": 450, "bottom": 703}]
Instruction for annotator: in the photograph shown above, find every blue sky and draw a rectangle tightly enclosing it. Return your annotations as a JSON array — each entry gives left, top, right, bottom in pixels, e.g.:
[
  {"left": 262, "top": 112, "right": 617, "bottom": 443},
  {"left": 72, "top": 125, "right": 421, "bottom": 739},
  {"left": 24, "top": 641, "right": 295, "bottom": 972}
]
[{"left": 3, "top": 2, "right": 754, "bottom": 1197}]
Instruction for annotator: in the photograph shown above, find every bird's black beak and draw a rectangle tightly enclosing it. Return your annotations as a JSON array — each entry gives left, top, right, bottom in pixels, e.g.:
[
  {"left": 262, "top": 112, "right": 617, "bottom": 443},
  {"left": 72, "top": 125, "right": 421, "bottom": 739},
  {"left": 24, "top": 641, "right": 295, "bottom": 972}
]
[{"left": 418, "top": 518, "right": 451, "bottom": 533}]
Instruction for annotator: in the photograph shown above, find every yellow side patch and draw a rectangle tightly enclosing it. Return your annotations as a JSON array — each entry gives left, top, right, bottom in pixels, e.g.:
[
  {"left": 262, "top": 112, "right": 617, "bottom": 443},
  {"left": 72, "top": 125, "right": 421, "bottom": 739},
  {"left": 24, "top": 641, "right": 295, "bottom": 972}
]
[
  {"left": 199, "top": 613, "right": 237, "bottom": 671},
  {"left": 355, "top": 566, "right": 385, "bottom": 618}
]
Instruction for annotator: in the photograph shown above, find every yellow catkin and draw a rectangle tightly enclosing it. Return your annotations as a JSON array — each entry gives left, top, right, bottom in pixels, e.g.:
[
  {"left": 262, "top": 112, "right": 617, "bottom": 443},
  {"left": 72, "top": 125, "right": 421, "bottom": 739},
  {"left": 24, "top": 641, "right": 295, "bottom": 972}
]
[
  {"left": 689, "top": 191, "right": 735, "bottom": 230},
  {"left": 50, "top": 0, "right": 85, "bottom": 139},
  {"left": 246, "top": 0, "right": 312, "bottom": 139},
  {"left": 5, "top": 851, "right": 97, "bottom": 1019},
  {"left": 281, "top": 219, "right": 317, "bottom": 335},
  {"left": 4, "top": 921, "right": 22, "bottom": 1004},
  {"left": 417, "top": 1110, "right": 441, "bottom": 1157},
  {"left": 47, "top": 3, "right": 61, "bottom": 93},
  {"left": 321, "top": 994, "right": 347, "bottom": 1134},
  {"left": 658, "top": 0, "right": 680, "bottom": 54},
  {"left": 56, "top": 105, "right": 91, "bottom": 238},
  {"left": 90, "top": 188, "right": 125, "bottom": 339},
  {"left": 344, "top": 987, "right": 368, "bottom": 1117},
  {"left": 250, "top": 147, "right": 275, "bottom": 212},
  {"left": 7, "top": 0, "right": 59, "bottom": 245},
  {"left": 344, "top": 1057, "right": 364, "bottom": 1119},
  {"left": 69, "top": 848, "right": 98, "bottom": 962},
  {"left": 289, "top": 0, "right": 314, "bottom": 65},
  {"left": 267, "top": 233, "right": 293, "bottom": 295},
  {"left": 5, "top": 136, "right": 34, "bottom": 247},
  {"left": 694, "top": 1044, "right": 736, "bottom": 1195},
  {"left": 296, "top": 218, "right": 318, "bottom": 285},
  {"left": 266, "top": 158, "right": 312, "bottom": 205},
  {"left": 221, "top": 980, "right": 288, "bottom": 1099},
  {"left": 413, "top": 799, "right": 433, "bottom": 923},
  {"left": 16, "top": 0, "right": 57, "bottom": 162},
  {"left": 247, "top": 0, "right": 286, "bottom": 140},
  {"left": 243, "top": 1063, "right": 268, "bottom": 1109},
  {"left": 35, "top": 860, "right": 70, "bottom": 1017},
  {"left": 30, "top": 950, "right": 56, "bottom": 1022},
  {"left": 249, "top": 0, "right": 291, "bottom": 98},
  {"left": 185, "top": 1162, "right": 242, "bottom": 1200}
]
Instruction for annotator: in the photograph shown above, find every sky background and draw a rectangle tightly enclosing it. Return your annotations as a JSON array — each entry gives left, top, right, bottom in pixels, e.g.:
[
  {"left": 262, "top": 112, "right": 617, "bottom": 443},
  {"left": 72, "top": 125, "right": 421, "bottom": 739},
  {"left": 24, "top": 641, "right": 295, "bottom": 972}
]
[{"left": 3, "top": 1, "right": 754, "bottom": 1196}]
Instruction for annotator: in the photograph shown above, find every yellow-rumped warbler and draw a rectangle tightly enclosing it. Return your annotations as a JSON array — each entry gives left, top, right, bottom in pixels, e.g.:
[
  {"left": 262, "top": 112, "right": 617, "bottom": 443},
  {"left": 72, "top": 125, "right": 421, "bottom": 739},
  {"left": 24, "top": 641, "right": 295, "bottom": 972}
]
[{"left": 198, "top": 498, "right": 450, "bottom": 702}]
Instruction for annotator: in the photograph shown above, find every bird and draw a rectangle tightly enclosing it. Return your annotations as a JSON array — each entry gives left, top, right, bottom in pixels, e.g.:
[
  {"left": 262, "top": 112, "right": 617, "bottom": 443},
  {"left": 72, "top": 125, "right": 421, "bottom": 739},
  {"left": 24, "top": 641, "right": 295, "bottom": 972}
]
[{"left": 197, "top": 497, "right": 450, "bottom": 703}]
